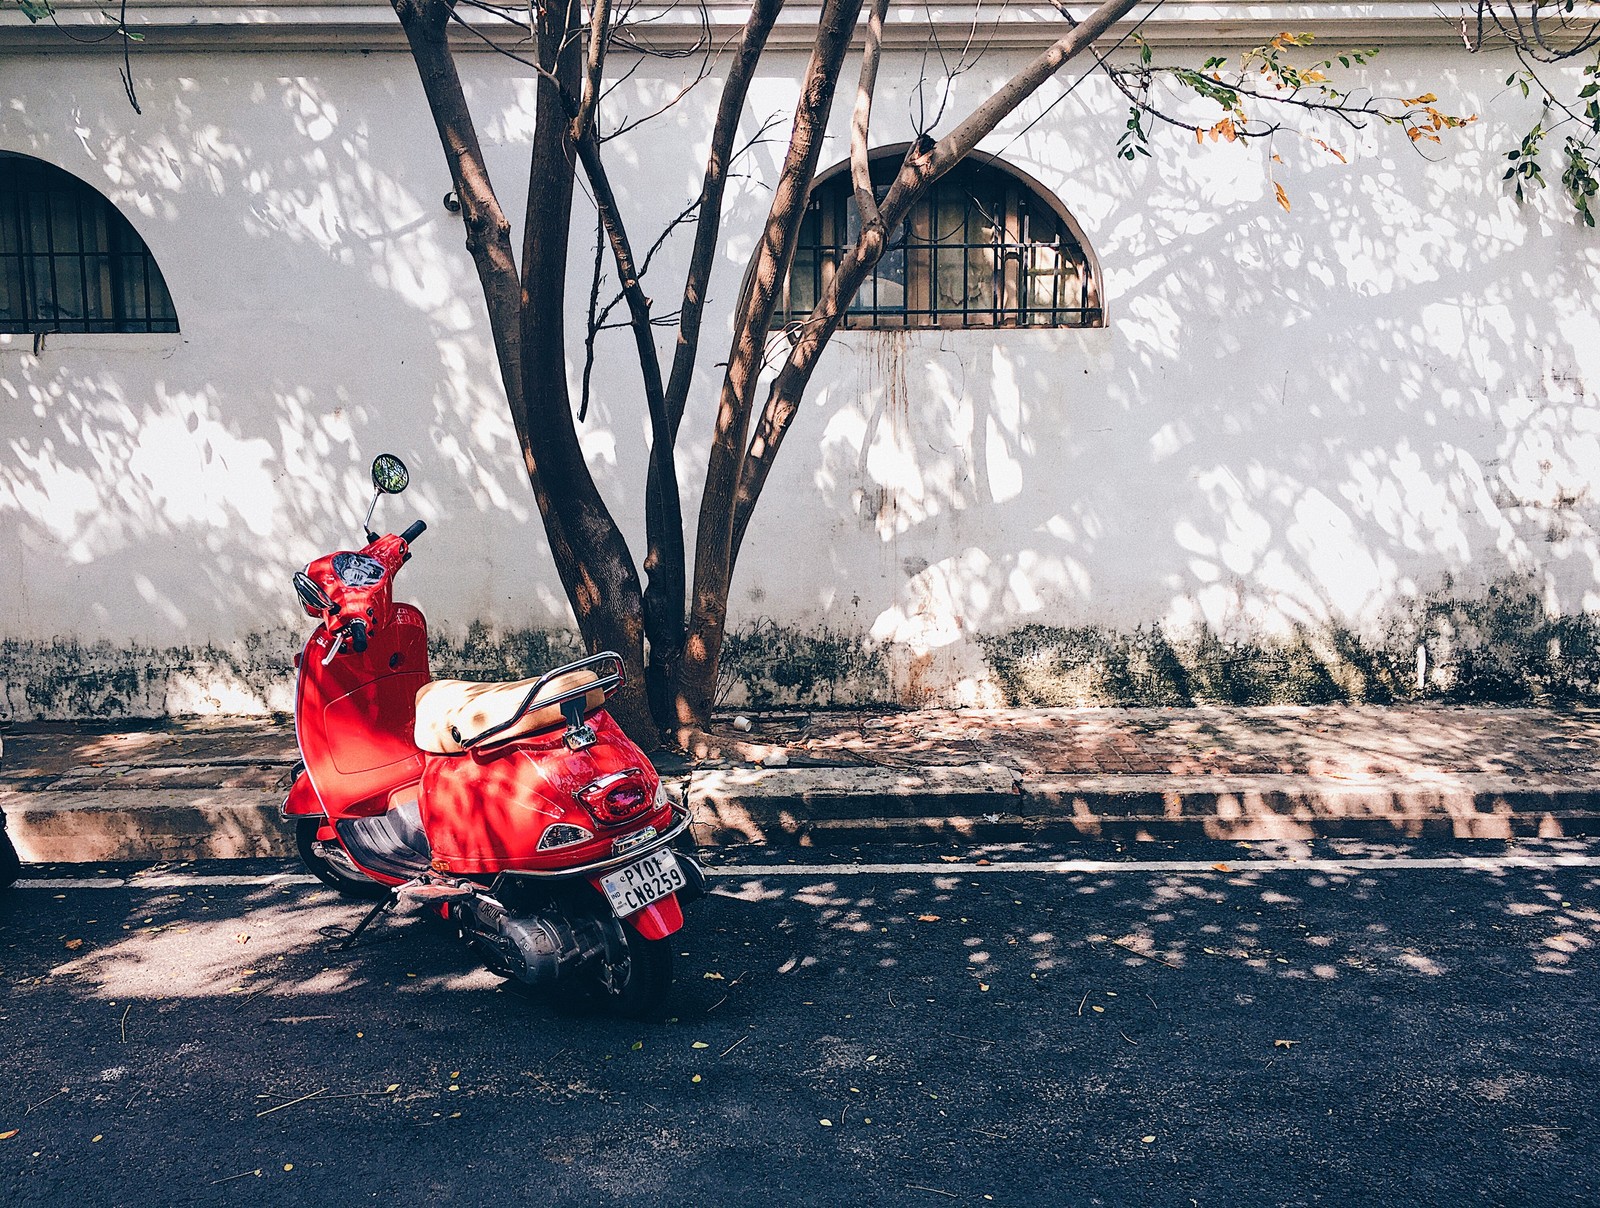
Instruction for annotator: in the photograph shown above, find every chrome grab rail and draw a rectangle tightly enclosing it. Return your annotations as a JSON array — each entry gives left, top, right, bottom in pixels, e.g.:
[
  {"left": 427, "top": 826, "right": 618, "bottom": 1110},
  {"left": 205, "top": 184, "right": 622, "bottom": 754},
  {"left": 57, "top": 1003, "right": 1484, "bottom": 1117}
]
[{"left": 458, "top": 651, "right": 625, "bottom": 750}]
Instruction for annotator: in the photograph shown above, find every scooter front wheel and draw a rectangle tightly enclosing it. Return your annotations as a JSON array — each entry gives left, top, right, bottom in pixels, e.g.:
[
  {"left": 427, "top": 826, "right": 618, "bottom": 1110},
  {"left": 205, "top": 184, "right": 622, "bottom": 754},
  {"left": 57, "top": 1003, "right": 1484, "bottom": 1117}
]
[{"left": 295, "top": 819, "right": 390, "bottom": 900}]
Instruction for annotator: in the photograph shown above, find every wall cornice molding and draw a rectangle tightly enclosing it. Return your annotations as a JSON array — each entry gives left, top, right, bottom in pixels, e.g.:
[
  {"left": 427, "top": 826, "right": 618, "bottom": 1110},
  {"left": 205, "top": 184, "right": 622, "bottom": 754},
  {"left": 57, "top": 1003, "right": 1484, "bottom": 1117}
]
[{"left": 0, "top": 2, "right": 1488, "bottom": 53}]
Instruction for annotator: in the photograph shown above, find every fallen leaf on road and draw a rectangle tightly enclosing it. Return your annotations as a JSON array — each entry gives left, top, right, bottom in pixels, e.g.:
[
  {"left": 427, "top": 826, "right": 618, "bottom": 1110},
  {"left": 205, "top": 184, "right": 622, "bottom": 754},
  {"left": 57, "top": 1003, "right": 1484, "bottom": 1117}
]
[
  {"left": 0, "top": 1130, "right": 18, "bottom": 1140},
  {"left": 703, "top": 972, "right": 725, "bottom": 981},
  {"left": 691, "top": 1074, "right": 702, "bottom": 1083},
  {"left": 819, "top": 1119, "right": 833, "bottom": 1127},
  {"left": 691, "top": 1042, "right": 709, "bottom": 1049},
  {"left": 385, "top": 1084, "right": 400, "bottom": 1093},
  {"left": 1092, "top": 1005, "right": 1105, "bottom": 1014},
  {"left": 64, "top": 939, "right": 83, "bottom": 951},
  {"left": 1274, "top": 1039, "right": 1298, "bottom": 1050},
  {"left": 234, "top": 934, "right": 250, "bottom": 945},
  {"left": 1213, "top": 863, "right": 1232, "bottom": 872},
  {"left": 1141, "top": 1135, "right": 1156, "bottom": 1144},
  {"left": 917, "top": 915, "right": 941, "bottom": 922},
  {"left": 939, "top": 856, "right": 960, "bottom": 863}
]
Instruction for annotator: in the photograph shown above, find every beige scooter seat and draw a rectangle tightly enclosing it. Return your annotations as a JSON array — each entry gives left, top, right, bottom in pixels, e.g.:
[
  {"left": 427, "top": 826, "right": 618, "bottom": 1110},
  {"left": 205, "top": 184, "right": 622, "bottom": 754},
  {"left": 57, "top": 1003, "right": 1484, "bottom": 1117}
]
[{"left": 414, "top": 670, "right": 605, "bottom": 755}]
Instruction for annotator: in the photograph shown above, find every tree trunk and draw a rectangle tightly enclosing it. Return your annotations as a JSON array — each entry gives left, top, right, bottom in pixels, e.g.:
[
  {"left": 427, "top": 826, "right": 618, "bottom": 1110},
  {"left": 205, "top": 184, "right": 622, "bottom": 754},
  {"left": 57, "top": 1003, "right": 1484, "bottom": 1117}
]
[
  {"left": 518, "top": 1, "right": 661, "bottom": 746},
  {"left": 674, "top": 0, "right": 865, "bottom": 739}
]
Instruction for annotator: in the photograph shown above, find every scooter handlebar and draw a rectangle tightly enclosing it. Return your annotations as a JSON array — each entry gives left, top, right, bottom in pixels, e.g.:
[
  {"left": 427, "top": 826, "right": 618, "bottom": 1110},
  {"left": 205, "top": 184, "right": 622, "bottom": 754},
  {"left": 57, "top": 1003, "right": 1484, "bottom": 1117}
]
[{"left": 401, "top": 520, "right": 427, "bottom": 545}]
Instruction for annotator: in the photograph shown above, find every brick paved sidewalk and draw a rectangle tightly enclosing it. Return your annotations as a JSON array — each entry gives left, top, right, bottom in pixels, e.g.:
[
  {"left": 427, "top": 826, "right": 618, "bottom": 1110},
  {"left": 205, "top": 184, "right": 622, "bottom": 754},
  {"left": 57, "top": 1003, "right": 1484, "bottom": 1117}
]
[
  {"left": 740, "top": 705, "right": 1600, "bottom": 778},
  {"left": 3, "top": 704, "right": 1599, "bottom": 861}
]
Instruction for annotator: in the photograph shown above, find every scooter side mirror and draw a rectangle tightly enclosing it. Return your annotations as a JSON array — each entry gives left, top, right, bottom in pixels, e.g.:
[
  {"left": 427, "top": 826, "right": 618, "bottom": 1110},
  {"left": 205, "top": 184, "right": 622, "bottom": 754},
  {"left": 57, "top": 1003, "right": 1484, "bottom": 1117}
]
[{"left": 371, "top": 454, "right": 410, "bottom": 495}]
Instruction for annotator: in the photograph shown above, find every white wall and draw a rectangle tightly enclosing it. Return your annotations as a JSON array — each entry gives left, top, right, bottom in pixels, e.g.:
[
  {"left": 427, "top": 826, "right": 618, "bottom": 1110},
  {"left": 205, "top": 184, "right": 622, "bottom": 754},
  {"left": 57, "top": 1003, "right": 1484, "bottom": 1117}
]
[{"left": 2, "top": 37, "right": 1597, "bottom": 715}]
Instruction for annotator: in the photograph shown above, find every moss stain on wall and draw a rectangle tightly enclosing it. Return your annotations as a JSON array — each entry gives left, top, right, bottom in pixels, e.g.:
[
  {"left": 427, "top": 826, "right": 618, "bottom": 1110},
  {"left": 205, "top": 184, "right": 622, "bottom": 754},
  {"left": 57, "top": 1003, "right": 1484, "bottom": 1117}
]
[
  {"left": 2, "top": 577, "right": 1596, "bottom": 719},
  {"left": 979, "top": 577, "right": 1600, "bottom": 707}
]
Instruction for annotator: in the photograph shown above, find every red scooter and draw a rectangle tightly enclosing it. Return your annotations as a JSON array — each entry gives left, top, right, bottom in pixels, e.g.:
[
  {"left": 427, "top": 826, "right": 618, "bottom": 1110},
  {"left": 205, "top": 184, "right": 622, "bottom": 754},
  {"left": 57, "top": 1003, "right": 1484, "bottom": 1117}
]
[{"left": 282, "top": 455, "right": 701, "bottom": 1016}]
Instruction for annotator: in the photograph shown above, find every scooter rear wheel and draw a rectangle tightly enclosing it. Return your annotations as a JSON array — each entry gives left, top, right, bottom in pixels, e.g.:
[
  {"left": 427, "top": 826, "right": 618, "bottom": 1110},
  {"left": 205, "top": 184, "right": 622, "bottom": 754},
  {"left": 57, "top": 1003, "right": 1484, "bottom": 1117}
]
[
  {"left": 295, "top": 819, "right": 390, "bottom": 900},
  {"left": 0, "top": 829, "right": 20, "bottom": 889},
  {"left": 556, "top": 922, "right": 675, "bottom": 1020}
]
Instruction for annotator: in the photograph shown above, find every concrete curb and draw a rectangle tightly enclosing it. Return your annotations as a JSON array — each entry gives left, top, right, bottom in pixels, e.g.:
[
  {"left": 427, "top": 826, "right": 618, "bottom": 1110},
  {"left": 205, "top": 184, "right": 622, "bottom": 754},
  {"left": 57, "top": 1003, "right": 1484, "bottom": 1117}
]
[{"left": 7, "top": 765, "right": 1600, "bottom": 863}]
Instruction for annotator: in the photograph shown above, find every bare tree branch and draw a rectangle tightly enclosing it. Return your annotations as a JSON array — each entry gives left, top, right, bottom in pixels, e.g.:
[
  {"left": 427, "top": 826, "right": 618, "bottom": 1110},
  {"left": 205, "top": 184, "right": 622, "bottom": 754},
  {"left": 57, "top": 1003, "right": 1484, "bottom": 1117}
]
[
  {"left": 851, "top": 0, "right": 891, "bottom": 228},
  {"left": 572, "top": 0, "right": 613, "bottom": 143},
  {"left": 730, "top": 0, "right": 1147, "bottom": 562},
  {"left": 574, "top": 130, "right": 687, "bottom": 690},
  {"left": 661, "top": 0, "right": 785, "bottom": 435},
  {"left": 392, "top": 0, "right": 524, "bottom": 443}
]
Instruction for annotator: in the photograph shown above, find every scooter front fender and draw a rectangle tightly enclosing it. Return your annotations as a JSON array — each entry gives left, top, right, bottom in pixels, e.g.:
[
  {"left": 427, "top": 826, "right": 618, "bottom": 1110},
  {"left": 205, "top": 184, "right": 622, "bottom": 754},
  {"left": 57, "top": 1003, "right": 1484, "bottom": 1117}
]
[{"left": 280, "top": 771, "right": 323, "bottom": 819}]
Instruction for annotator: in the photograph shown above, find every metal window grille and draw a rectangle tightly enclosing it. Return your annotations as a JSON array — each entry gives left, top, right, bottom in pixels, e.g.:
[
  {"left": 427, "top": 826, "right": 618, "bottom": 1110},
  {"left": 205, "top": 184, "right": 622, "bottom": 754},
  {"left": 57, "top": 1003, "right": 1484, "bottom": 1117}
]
[
  {"left": 1, "top": 153, "right": 179, "bottom": 335},
  {"left": 777, "top": 158, "right": 1101, "bottom": 331}
]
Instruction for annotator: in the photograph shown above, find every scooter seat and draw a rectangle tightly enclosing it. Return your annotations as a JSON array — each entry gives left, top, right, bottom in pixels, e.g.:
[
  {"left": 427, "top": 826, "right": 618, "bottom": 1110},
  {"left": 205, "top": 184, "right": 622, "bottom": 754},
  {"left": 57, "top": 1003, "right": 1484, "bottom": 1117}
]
[{"left": 414, "top": 670, "right": 606, "bottom": 754}]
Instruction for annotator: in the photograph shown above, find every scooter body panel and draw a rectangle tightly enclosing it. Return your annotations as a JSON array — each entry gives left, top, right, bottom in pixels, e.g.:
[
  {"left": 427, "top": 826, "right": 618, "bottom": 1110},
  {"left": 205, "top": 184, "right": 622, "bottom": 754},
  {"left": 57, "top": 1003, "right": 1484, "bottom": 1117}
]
[
  {"left": 295, "top": 602, "right": 429, "bottom": 821},
  {"left": 419, "top": 710, "right": 670, "bottom": 875}
]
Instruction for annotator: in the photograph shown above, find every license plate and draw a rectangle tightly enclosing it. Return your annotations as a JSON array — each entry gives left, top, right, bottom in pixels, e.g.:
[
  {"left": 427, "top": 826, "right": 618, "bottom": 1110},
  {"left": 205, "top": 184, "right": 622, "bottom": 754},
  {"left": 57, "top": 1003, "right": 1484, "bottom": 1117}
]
[{"left": 600, "top": 848, "right": 686, "bottom": 917}]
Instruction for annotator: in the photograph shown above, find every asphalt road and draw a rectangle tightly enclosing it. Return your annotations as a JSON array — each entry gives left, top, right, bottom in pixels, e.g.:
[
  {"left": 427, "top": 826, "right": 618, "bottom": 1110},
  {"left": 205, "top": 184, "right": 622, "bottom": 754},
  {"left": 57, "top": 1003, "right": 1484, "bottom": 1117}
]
[{"left": 2, "top": 839, "right": 1598, "bottom": 1207}]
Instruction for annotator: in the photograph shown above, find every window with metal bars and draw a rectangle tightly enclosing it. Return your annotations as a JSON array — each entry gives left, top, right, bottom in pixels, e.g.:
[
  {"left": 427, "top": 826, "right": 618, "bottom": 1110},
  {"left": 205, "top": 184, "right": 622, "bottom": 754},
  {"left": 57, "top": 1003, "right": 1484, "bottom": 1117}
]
[
  {"left": 777, "top": 152, "right": 1102, "bottom": 331},
  {"left": 1, "top": 153, "right": 179, "bottom": 335}
]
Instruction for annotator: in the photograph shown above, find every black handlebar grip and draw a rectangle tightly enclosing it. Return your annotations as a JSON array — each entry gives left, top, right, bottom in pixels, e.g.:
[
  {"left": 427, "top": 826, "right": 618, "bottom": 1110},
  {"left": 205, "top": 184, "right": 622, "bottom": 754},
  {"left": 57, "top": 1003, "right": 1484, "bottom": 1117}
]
[
  {"left": 401, "top": 520, "right": 427, "bottom": 544},
  {"left": 348, "top": 620, "right": 369, "bottom": 655}
]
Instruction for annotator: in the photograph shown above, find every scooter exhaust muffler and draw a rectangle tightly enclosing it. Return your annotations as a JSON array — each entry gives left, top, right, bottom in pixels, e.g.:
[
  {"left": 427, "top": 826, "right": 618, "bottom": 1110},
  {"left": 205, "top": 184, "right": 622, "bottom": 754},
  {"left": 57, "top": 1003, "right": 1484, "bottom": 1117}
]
[{"left": 450, "top": 895, "right": 608, "bottom": 988}]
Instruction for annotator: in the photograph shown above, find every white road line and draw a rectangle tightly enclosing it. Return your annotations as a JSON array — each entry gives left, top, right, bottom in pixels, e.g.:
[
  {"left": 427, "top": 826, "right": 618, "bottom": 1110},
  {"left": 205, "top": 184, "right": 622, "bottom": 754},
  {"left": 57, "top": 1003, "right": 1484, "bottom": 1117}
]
[
  {"left": 12, "top": 852, "right": 1600, "bottom": 891},
  {"left": 712, "top": 856, "right": 1600, "bottom": 875}
]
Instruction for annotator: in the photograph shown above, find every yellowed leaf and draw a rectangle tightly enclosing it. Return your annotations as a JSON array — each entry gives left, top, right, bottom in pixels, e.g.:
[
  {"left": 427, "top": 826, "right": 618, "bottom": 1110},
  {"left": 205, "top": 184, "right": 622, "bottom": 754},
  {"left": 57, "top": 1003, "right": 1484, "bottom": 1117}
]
[
  {"left": 917, "top": 914, "right": 941, "bottom": 923},
  {"left": 703, "top": 972, "right": 725, "bottom": 981},
  {"left": 0, "top": 1130, "right": 18, "bottom": 1141},
  {"left": 1274, "top": 182, "right": 1292, "bottom": 212},
  {"left": 64, "top": 939, "right": 83, "bottom": 951},
  {"left": 385, "top": 1084, "right": 400, "bottom": 1093},
  {"left": 691, "top": 1041, "right": 709, "bottom": 1049}
]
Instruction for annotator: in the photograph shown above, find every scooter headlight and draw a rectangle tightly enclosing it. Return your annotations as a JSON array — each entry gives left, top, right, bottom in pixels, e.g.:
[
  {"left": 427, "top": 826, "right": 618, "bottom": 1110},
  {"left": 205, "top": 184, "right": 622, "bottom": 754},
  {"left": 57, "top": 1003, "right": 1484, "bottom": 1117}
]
[{"left": 537, "top": 822, "right": 594, "bottom": 851}]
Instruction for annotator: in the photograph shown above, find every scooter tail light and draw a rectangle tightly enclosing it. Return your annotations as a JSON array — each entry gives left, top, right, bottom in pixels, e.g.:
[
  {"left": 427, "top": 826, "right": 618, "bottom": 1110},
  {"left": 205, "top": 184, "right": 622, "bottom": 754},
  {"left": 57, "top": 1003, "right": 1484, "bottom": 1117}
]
[
  {"left": 538, "top": 822, "right": 594, "bottom": 851},
  {"left": 576, "top": 769, "right": 655, "bottom": 826},
  {"left": 592, "top": 784, "right": 648, "bottom": 825}
]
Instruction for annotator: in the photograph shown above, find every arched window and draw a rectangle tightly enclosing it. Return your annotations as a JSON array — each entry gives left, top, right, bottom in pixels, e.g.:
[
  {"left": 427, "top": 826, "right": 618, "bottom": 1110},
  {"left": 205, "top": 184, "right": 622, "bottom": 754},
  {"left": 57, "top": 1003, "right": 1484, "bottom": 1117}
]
[
  {"left": 1, "top": 153, "right": 179, "bottom": 334},
  {"left": 777, "top": 149, "right": 1102, "bottom": 330}
]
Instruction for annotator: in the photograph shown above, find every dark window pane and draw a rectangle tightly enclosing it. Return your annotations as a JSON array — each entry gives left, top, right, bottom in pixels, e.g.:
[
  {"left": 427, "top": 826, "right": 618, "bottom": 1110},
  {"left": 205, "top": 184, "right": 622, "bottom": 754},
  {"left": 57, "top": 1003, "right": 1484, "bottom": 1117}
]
[
  {"left": 0, "top": 153, "right": 178, "bottom": 333},
  {"left": 0, "top": 254, "right": 24, "bottom": 326},
  {"left": 779, "top": 155, "right": 1097, "bottom": 330}
]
